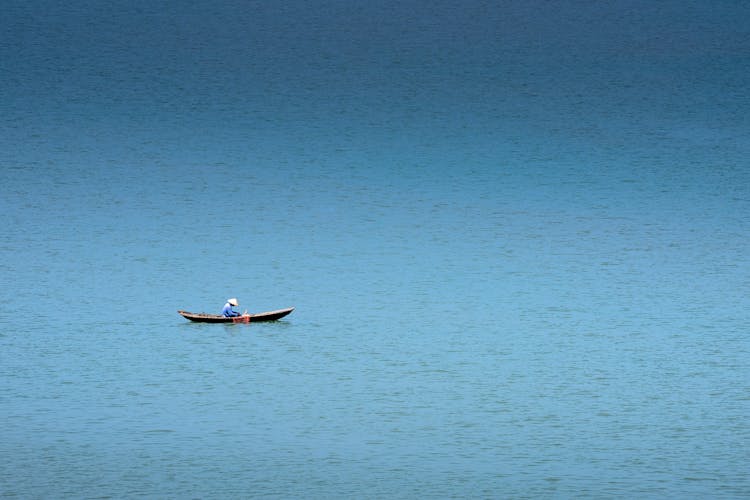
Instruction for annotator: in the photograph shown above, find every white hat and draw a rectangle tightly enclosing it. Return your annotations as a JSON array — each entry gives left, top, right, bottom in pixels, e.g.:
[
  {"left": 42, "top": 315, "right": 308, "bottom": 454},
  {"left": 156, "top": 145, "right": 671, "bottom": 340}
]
[{"left": 228, "top": 298, "right": 239, "bottom": 306}]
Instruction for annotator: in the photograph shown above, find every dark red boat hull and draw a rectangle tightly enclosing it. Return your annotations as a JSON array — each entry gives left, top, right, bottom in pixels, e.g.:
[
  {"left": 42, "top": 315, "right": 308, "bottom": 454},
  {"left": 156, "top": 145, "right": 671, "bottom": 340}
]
[{"left": 178, "top": 307, "right": 294, "bottom": 323}]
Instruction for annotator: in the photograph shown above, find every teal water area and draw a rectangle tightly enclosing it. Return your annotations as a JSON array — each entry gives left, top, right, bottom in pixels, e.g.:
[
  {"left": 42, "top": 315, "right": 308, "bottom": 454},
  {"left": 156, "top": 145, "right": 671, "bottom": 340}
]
[{"left": 2, "top": 1, "right": 749, "bottom": 497}]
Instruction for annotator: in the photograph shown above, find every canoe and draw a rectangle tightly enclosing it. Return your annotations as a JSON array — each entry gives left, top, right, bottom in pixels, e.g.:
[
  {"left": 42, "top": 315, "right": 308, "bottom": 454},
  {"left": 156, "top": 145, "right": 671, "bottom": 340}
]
[{"left": 178, "top": 307, "right": 294, "bottom": 323}]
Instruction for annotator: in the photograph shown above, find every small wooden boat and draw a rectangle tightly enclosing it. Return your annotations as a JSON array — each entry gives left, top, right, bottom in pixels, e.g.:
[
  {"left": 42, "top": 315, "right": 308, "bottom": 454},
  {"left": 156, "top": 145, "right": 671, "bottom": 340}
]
[{"left": 178, "top": 307, "right": 294, "bottom": 323}]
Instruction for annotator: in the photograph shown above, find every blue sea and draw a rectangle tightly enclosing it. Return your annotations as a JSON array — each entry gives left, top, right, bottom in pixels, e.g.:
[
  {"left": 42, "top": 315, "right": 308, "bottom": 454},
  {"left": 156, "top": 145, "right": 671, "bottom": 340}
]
[{"left": 2, "top": 1, "right": 749, "bottom": 497}]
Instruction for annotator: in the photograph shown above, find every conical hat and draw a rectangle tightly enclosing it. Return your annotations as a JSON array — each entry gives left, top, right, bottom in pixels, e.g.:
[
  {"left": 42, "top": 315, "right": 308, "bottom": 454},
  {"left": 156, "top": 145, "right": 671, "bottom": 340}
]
[{"left": 228, "top": 298, "right": 239, "bottom": 306}]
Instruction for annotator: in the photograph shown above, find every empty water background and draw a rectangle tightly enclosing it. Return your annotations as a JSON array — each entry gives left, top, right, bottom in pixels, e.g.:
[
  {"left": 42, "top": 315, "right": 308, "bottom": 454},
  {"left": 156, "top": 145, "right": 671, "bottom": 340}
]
[{"left": 2, "top": 1, "right": 749, "bottom": 497}]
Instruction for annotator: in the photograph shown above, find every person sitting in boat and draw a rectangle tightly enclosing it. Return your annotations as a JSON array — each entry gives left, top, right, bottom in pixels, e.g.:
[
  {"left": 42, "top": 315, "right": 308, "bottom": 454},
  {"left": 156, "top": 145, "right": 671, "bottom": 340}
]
[{"left": 222, "top": 298, "right": 241, "bottom": 317}]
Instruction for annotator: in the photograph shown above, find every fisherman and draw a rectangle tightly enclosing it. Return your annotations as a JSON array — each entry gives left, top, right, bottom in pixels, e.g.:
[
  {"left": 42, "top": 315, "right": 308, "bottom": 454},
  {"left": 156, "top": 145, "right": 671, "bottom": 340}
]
[{"left": 222, "top": 298, "right": 241, "bottom": 317}]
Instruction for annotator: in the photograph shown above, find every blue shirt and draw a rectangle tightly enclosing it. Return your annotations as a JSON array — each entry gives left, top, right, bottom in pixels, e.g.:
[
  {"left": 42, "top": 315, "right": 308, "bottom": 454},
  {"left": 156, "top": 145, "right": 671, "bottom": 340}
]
[{"left": 222, "top": 302, "right": 240, "bottom": 317}]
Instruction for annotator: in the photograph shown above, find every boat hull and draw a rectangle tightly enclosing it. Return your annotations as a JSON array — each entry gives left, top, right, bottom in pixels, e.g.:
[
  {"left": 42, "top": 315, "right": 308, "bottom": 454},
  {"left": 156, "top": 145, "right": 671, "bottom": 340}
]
[{"left": 178, "top": 307, "right": 294, "bottom": 323}]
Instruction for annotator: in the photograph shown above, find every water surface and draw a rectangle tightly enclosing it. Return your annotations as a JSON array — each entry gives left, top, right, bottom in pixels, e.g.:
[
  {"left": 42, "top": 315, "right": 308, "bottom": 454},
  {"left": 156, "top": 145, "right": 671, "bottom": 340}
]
[{"left": 2, "top": 1, "right": 749, "bottom": 497}]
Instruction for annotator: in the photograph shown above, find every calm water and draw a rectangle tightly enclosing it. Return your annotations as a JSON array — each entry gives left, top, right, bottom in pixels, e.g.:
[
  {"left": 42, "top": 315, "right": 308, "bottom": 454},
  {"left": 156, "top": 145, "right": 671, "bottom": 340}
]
[{"left": 2, "top": 1, "right": 749, "bottom": 498}]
